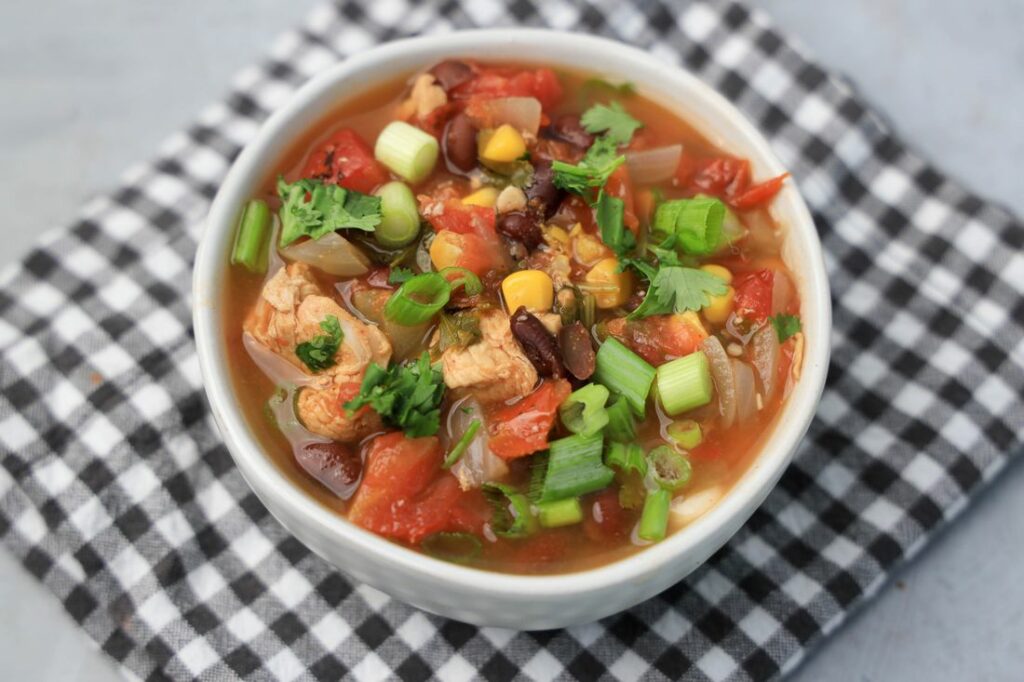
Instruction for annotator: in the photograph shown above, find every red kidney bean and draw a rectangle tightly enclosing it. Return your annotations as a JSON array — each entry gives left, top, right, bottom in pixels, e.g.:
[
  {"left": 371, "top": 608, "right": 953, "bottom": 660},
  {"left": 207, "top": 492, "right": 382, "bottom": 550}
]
[
  {"left": 443, "top": 113, "right": 477, "bottom": 173},
  {"left": 429, "top": 60, "right": 473, "bottom": 92},
  {"left": 526, "top": 161, "right": 563, "bottom": 219},
  {"left": 510, "top": 306, "right": 564, "bottom": 378},
  {"left": 558, "top": 321, "right": 596, "bottom": 380},
  {"left": 496, "top": 210, "right": 542, "bottom": 250},
  {"left": 546, "top": 114, "right": 594, "bottom": 149},
  {"left": 295, "top": 442, "right": 362, "bottom": 499}
]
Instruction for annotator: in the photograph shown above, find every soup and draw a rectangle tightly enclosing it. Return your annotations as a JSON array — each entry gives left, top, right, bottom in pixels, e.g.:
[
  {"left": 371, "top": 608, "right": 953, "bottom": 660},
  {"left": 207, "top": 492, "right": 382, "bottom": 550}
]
[{"left": 223, "top": 60, "right": 803, "bottom": 574}]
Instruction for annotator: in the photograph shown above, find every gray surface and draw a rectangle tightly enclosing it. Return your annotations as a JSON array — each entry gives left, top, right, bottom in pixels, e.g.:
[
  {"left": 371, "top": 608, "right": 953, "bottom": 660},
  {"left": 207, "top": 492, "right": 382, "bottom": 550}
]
[{"left": 0, "top": 1, "right": 1021, "bottom": 680}]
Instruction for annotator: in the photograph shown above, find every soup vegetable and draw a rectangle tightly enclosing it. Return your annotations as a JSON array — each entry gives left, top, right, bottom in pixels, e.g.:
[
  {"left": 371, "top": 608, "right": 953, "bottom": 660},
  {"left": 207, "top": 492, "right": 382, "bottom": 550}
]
[{"left": 224, "top": 60, "right": 803, "bottom": 574}]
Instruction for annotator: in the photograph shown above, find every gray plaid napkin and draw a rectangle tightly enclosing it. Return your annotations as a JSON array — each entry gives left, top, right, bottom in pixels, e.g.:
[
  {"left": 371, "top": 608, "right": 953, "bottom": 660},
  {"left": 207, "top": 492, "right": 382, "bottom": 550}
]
[{"left": 1, "top": 1, "right": 1022, "bottom": 680}]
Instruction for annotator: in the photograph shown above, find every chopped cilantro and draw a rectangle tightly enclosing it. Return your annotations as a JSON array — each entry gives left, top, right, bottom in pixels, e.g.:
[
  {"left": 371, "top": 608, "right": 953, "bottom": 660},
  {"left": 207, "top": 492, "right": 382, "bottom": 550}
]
[
  {"left": 551, "top": 135, "right": 625, "bottom": 195},
  {"left": 344, "top": 352, "right": 445, "bottom": 437},
  {"left": 580, "top": 101, "right": 643, "bottom": 145},
  {"left": 770, "top": 314, "right": 802, "bottom": 342},
  {"left": 627, "top": 266, "right": 728, "bottom": 320},
  {"left": 277, "top": 176, "right": 382, "bottom": 247},
  {"left": 295, "top": 315, "right": 343, "bottom": 372},
  {"left": 388, "top": 266, "right": 415, "bottom": 285}
]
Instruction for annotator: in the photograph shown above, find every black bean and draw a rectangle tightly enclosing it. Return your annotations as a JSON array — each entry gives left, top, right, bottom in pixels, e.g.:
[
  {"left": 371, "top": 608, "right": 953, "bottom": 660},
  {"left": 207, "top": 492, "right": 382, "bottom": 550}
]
[
  {"left": 525, "top": 161, "right": 563, "bottom": 219},
  {"left": 496, "top": 210, "right": 542, "bottom": 250},
  {"left": 545, "top": 114, "right": 594, "bottom": 149},
  {"left": 510, "top": 306, "right": 564, "bottom": 379},
  {"left": 559, "top": 321, "right": 596, "bottom": 380},
  {"left": 295, "top": 442, "right": 362, "bottom": 499},
  {"left": 444, "top": 113, "right": 477, "bottom": 173},
  {"left": 429, "top": 60, "right": 473, "bottom": 92}
]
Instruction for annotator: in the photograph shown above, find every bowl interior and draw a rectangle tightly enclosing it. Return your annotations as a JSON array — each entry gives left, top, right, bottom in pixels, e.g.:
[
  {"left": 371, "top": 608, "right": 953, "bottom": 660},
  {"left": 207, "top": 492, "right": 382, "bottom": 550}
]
[{"left": 193, "top": 29, "right": 830, "bottom": 600}]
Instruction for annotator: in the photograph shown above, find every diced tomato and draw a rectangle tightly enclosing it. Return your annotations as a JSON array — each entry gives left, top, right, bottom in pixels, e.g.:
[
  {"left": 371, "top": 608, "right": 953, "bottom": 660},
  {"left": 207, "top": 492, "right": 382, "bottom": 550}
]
[
  {"left": 348, "top": 433, "right": 483, "bottom": 544},
  {"left": 424, "top": 200, "right": 496, "bottom": 237},
  {"left": 733, "top": 269, "right": 774, "bottom": 322},
  {"left": 454, "top": 67, "right": 563, "bottom": 110},
  {"left": 487, "top": 380, "right": 572, "bottom": 459},
  {"left": 606, "top": 314, "right": 707, "bottom": 366},
  {"left": 301, "top": 128, "right": 390, "bottom": 194},
  {"left": 675, "top": 155, "right": 788, "bottom": 211},
  {"left": 582, "top": 488, "right": 632, "bottom": 542},
  {"left": 730, "top": 173, "right": 789, "bottom": 210}
]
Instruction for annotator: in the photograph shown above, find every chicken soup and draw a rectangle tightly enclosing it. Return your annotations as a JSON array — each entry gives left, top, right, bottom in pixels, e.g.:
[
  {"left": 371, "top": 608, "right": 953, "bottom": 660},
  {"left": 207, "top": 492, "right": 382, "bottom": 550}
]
[{"left": 223, "top": 60, "right": 803, "bottom": 574}]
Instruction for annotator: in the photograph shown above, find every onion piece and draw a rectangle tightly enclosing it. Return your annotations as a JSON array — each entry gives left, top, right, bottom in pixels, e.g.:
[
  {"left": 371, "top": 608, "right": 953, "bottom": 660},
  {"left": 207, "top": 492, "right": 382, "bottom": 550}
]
[
  {"left": 625, "top": 145, "right": 683, "bottom": 185},
  {"left": 280, "top": 232, "right": 371, "bottom": 277},
  {"left": 470, "top": 97, "right": 542, "bottom": 135},
  {"left": 772, "top": 270, "right": 795, "bottom": 315},
  {"left": 334, "top": 314, "right": 370, "bottom": 368},
  {"left": 264, "top": 215, "right": 285, "bottom": 283},
  {"left": 267, "top": 386, "right": 331, "bottom": 449},
  {"left": 732, "top": 359, "right": 757, "bottom": 425},
  {"left": 243, "top": 332, "right": 318, "bottom": 387},
  {"left": 702, "top": 336, "right": 736, "bottom": 428},
  {"left": 751, "top": 323, "right": 780, "bottom": 401},
  {"left": 448, "top": 397, "right": 508, "bottom": 490},
  {"left": 670, "top": 486, "right": 723, "bottom": 527}
]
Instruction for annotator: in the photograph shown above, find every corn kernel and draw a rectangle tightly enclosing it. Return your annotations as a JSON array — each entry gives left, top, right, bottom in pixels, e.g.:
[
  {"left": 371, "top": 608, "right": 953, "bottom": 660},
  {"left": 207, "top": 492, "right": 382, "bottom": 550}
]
[
  {"left": 676, "top": 311, "right": 708, "bottom": 338},
  {"left": 573, "top": 232, "right": 611, "bottom": 267},
  {"left": 479, "top": 124, "right": 527, "bottom": 163},
  {"left": 585, "top": 258, "right": 634, "bottom": 309},
  {"left": 429, "top": 231, "right": 463, "bottom": 271},
  {"left": 544, "top": 226, "right": 570, "bottom": 245},
  {"left": 462, "top": 187, "right": 499, "bottom": 207},
  {"left": 702, "top": 285, "right": 735, "bottom": 324},
  {"left": 700, "top": 264, "right": 733, "bottom": 284},
  {"left": 501, "top": 270, "right": 554, "bottom": 313}
]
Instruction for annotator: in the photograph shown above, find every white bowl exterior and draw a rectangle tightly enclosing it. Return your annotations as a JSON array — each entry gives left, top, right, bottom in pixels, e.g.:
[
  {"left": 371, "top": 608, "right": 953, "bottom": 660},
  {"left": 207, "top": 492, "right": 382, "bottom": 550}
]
[{"left": 194, "top": 29, "right": 831, "bottom": 629}]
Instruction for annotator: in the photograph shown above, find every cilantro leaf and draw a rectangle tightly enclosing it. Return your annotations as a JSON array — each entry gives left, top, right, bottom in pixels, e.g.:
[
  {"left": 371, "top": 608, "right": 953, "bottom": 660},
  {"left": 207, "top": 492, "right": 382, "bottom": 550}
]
[
  {"left": 770, "top": 314, "right": 801, "bottom": 342},
  {"left": 437, "top": 312, "right": 482, "bottom": 353},
  {"left": 580, "top": 101, "right": 643, "bottom": 145},
  {"left": 295, "top": 315, "right": 344, "bottom": 372},
  {"left": 343, "top": 352, "right": 445, "bottom": 437},
  {"left": 388, "top": 266, "right": 415, "bottom": 285},
  {"left": 551, "top": 135, "right": 625, "bottom": 195},
  {"left": 627, "top": 267, "right": 728, "bottom": 320},
  {"left": 277, "top": 176, "right": 382, "bottom": 247}
]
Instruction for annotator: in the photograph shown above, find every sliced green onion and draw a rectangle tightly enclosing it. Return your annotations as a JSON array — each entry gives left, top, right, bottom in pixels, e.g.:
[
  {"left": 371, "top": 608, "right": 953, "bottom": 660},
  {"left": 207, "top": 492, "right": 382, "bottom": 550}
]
[
  {"left": 653, "top": 196, "right": 725, "bottom": 256},
  {"left": 421, "top": 532, "right": 482, "bottom": 564},
  {"left": 537, "top": 498, "right": 584, "bottom": 528},
  {"left": 443, "top": 420, "right": 481, "bottom": 469},
  {"left": 605, "top": 394, "right": 636, "bottom": 442},
  {"left": 579, "top": 290, "right": 596, "bottom": 329},
  {"left": 538, "top": 433, "right": 614, "bottom": 503},
  {"left": 594, "top": 338, "right": 656, "bottom": 416},
  {"left": 667, "top": 419, "right": 703, "bottom": 450},
  {"left": 482, "top": 483, "right": 537, "bottom": 538},
  {"left": 558, "top": 383, "right": 610, "bottom": 437},
  {"left": 638, "top": 488, "right": 671, "bottom": 542},
  {"left": 605, "top": 442, "right": 647, "bottom": 477},
  {"left": 374, "top": 121, "right": 439, "bottom": 184},
  {"left": 374, "top": 181, "right": 421, "bottom": 248},
  {"left": 438, "top": 266, "right": 483, "bottom": 296},
  {"left": 647, "top": 445, "right": 692, "bottom": 491},
  {"left": 656, "top": 351, "right": 713, "bottom": 416},
  {"left": 384, "top": 272, "right": 450, "bottom": 325},
  {"left": 231, "top": 199, "right": 271, "bottom": 273}
]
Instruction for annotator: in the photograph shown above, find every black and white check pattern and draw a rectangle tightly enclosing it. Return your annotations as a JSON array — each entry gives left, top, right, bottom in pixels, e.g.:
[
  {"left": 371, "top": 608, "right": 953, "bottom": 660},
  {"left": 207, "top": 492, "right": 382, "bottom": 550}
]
[{"left": 1, "top": 1, "right": 1022, "bottom": 679}]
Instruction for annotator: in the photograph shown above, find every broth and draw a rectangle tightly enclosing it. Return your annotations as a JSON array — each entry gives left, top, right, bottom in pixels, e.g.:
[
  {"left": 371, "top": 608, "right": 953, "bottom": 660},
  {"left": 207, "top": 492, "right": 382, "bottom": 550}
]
[{"left": 223, "top": 62, "right": 801, "bottom": 574}]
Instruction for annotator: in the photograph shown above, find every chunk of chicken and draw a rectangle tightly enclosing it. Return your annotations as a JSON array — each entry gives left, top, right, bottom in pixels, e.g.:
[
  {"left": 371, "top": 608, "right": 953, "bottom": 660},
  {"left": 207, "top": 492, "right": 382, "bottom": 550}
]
[
  {"left": 440, "top": 309, "right": 538, "bottom": 404},
  {"left": 395, "top": 73, "right": 447, "bottom": 121},
  {"left": 243, "top": 262, "right": 392, "bottom": 442}
]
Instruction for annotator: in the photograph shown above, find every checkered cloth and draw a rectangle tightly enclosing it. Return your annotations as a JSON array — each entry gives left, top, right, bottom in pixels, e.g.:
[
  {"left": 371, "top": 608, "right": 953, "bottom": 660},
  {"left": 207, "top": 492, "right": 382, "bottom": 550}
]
[{"left": 1, "top": 0, "right": 1021, "bottom": 679}]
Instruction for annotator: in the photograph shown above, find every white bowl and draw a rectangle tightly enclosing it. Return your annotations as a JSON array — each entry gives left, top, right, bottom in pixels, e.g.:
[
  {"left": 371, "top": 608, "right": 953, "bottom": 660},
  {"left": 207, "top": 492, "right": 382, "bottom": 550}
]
[{"left": 193, "top": 29, "right": 831, "bottom": 629}]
